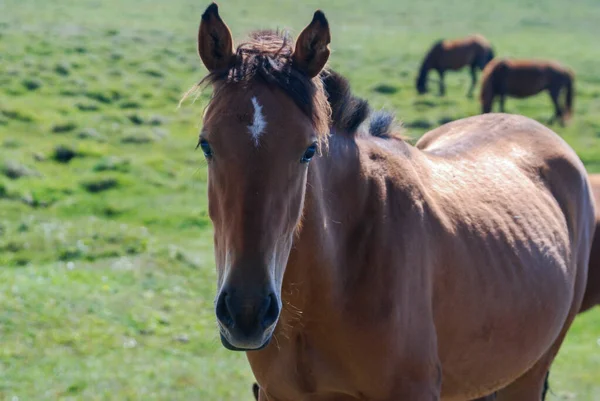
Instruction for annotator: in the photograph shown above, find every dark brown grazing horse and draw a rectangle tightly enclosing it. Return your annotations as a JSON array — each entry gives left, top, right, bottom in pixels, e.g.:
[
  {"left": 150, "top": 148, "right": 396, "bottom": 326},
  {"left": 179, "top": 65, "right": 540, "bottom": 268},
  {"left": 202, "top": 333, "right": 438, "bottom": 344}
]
[
  {"left": 480, "top": 58, "right": 575, "bottom": 125},
  {"left": 191, "top": 4, "right": 594, "bottom": 400},
  {"left": 416, "top": 34, "right": 494, "bottom": 97}
]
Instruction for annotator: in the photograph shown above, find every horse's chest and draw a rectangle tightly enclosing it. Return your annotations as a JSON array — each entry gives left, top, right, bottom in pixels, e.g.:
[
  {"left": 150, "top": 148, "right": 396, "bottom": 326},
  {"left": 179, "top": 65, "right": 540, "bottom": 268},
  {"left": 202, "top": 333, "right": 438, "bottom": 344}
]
[
  {"left": 250, "top": 331, "right": 373, "bottom": 400},
  {"left": 249, "top": 326, "right": 412, "bottom": 401}
]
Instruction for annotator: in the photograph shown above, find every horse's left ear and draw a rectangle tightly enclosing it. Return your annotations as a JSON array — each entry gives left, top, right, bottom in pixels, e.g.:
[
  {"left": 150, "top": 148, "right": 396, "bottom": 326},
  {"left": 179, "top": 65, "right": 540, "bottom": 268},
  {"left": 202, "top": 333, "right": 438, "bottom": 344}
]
[{"left": 293, "top": 10, "right": 331, "bottom": 78}]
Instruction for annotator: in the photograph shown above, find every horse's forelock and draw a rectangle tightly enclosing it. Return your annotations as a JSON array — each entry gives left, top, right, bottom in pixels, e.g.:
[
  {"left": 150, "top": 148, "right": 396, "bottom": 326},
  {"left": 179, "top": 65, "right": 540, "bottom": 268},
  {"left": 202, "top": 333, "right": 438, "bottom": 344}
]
[{"left": 183, "top": 29, "right": 331, "bottom": 144}]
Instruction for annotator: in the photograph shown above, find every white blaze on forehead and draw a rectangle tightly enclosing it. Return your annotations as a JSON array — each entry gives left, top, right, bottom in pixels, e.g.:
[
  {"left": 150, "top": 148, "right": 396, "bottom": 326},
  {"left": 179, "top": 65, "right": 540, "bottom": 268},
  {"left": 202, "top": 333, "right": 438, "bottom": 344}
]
[{"left": 248, "top": 96, "right": 267, "bottom": 146}]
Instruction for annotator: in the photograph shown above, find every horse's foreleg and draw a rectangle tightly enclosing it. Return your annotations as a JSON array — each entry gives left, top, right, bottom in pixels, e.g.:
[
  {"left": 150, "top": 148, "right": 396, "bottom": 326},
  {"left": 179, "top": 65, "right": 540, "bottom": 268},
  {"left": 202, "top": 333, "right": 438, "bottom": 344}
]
[
  {"left": 384, "top": 359, "right": 442, "bottom": 401},
  {"left": 437, "top": 69, "right": 446, "bottom": 96},
  {"left": 472, "top": 395, "right": 496, "bottom": 401},
  {"left": 499, "top": 95, "right": 506, "bottom": 113},
  {"left": 386, "top": 381, "right": 440, "bottom": 401},
  {"left": 256, "top": 385, "right": 274, "bottom": 401}
]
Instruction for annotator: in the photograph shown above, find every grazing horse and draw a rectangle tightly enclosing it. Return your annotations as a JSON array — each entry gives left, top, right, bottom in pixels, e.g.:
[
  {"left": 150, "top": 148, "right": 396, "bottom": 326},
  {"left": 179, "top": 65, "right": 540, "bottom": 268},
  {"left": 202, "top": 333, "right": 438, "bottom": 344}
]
[
  {"left": 191, "top": 4, "right": 594, "bottom": 400},
  {"left": 416, "top": 34, "right": 494, "bottom": 97},
  {"left": 480, "top": 58, "right": 575, "bottom": 125}
]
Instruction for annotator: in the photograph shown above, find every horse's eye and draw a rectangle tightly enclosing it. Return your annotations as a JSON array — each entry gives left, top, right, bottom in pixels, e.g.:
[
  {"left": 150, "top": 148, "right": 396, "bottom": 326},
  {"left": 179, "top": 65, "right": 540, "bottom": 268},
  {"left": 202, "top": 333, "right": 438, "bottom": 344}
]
[
  {"left": 199, "top": 139, "right": 213, "bottom": 159},
  {"left": 301, "top": 143, "right": 317, "bottom": 163}
]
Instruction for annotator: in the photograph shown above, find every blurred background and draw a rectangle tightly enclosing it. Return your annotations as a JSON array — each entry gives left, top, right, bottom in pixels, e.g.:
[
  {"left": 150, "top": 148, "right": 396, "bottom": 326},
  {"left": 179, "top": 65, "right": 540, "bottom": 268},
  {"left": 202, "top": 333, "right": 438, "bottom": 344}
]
[{"left": 1, "top": 0, "right": 599, "bottom": 399}]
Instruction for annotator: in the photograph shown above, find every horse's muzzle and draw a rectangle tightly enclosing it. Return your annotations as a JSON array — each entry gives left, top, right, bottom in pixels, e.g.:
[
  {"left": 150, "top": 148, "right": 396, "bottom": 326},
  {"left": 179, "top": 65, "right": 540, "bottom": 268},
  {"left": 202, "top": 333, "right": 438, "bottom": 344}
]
[
  {"left": 220, "top": 332, "right": 272, "bottom": 351},
  {"left": 215, "top": 288, "right": 280, "bottom": 351}
]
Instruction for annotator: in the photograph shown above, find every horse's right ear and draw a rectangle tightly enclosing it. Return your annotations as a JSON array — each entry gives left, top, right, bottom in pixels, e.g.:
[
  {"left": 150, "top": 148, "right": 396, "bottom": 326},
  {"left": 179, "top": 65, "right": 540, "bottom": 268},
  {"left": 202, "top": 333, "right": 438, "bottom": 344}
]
[{"left": 198, "top": 3, "right": 235, "bottom": 72}]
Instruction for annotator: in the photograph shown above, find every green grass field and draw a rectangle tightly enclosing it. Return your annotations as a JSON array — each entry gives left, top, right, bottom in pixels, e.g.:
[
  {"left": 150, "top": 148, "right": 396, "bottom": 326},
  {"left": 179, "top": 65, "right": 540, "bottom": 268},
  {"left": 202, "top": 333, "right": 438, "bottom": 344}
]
[{"left": 1, "top": 0, "right": 599, "bottom": 399}]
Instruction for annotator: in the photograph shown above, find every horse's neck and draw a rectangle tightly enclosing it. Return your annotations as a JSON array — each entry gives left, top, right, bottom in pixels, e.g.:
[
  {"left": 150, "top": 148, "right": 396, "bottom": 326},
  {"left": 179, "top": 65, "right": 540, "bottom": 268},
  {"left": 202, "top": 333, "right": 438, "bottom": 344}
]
[
  {"left": 418, "top": 53, "right": 433, "bottom": 81},
  {"left": 279, "top": 137, "right": 357, "bottom": 316},
  {"left": 280, "top": 134, "right": 421, "bottom": 325}
]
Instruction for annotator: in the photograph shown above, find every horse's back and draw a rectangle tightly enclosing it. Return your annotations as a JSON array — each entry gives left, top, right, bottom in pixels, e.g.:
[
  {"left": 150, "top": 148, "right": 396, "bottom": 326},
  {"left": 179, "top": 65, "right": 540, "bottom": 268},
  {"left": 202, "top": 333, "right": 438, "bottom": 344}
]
[
  {"left": 418, "top": 113, "right": 580, "bottom": 170},
  {"left": 415, "top": 113, "right": 595, "bottom": 397},
  {"left": 432, "top": 35, "right": 489, "bottom": 70},
  {"left": 484, "top": 59, "right": 570, "bottom": 97},
  {"left": 418, "top": 113, "right": 592, "bottom": 231}
]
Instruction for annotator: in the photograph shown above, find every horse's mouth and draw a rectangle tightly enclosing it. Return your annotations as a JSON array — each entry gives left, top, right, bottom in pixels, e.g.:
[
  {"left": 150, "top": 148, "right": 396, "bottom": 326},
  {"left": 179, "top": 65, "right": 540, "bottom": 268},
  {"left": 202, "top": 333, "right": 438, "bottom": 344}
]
[{"left": 219, "top": 332, "right": 272, "bottom": 352}]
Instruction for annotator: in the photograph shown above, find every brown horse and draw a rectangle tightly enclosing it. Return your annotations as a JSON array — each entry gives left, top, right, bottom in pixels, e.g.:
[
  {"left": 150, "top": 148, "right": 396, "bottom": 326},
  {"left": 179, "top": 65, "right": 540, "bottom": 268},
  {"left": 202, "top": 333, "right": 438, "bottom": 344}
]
[
  {"left": 480, "top": 58, "right": 575, "bottom": 125},
  {"left": 416, "top": 34, "right": 494, "bottom": 97},
  {"left": 192, "top": 4, "right": 594, "bottom": 400}
]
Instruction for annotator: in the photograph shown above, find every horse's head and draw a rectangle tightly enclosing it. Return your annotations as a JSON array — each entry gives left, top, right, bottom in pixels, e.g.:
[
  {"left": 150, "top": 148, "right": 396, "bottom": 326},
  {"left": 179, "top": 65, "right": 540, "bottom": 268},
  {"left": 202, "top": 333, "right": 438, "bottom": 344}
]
[
  {"left": 416, "top": 74, "right": 428, "bottom": 94},
  {"left": 195, "top": 3, "right": 331, "bottom": 351}
]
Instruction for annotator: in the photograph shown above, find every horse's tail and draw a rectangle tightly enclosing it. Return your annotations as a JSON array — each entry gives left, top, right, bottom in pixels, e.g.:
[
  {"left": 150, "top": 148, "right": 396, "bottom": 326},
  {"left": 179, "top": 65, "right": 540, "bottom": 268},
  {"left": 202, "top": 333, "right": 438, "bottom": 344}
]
[
  {"left": 482, "top": 45, "right": 495, "bottom": 68},
  {"left": 479, "top": 59, "right": 499, "bottom": 113},
  {"left": 416, "top": 40, "right": 442, "bottom": 93},
  {"left": 564, "top": 69, "right": 574, "bottom": 120}
]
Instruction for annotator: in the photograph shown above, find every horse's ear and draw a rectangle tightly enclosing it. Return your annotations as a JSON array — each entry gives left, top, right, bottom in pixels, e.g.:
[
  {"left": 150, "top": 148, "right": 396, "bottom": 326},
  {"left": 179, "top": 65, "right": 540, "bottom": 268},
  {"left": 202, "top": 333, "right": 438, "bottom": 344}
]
[
  {"left": 293, "top": 10, "right": 331, "bottom": 78},
  {"left": 198, "top": 3, "right": 235, "bottom": 72}
]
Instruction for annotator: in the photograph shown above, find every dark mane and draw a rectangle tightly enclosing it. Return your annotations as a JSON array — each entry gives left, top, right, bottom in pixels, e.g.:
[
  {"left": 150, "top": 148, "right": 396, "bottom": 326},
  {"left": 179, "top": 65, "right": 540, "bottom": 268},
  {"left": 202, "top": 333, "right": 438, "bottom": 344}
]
[
  {"left": 189, "top": 29, "right": 330, "bottom": 140},
  {"left": 368, "top": 110, "right": 397, "bottom": 138},
  {"left": 321, "top": 70, "right": 403, "bottom": 139},
  {"left": 321, "top": 70, "right": 370, "bottom": 134}
]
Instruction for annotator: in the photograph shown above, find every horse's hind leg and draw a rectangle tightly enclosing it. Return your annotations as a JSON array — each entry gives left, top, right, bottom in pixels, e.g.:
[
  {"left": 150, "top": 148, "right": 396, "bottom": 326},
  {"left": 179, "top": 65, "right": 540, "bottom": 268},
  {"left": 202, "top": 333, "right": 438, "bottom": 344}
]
[
  {"left": 467, "top": 64, "right": 477, "bottom": 98},
  {"left": 473, "top": 375, "right": 547, "bottom": 401},
  {"left": 542, "top": 371, "right": 550, "bottom": 400},
  {"left": 493, "top": 358, "right": 552, "bottom": 401},
  {"left": 499, "top": 95, "right": 506, "bottom": 113},
  {"left": 548, "top": 86, "right": 564, "bottom": 126},
  {"left": 478, "top": 371, "right": 550, "bottom": 401}
]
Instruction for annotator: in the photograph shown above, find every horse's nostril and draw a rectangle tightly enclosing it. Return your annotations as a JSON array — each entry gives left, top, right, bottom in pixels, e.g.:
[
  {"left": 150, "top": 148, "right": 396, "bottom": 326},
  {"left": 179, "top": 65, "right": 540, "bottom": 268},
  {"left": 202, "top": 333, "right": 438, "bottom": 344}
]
[
  {"left": 215, "top": 292, "right": 234, "bottom": 329},
  {"left": 261, "top": 293, "right": 280, "bottom": 329},
  {"left": 216, "top": 289, "right": 279, "bottom": 337}
]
